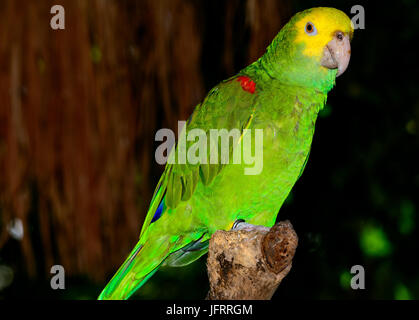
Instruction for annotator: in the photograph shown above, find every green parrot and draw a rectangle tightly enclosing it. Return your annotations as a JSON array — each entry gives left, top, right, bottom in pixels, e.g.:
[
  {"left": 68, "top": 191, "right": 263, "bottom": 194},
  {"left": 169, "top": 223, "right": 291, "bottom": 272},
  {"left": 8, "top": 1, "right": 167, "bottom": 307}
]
[{"left": 99, "top": 7, "right": 354, "bottom": 300}]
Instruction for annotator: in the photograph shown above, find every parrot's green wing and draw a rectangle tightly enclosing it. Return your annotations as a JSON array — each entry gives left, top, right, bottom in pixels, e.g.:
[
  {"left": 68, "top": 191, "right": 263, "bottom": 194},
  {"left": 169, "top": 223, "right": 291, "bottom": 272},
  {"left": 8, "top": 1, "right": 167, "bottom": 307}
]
[
  {"left": 98, "top": 76, "right": 259, "bottom": 300},
  {"left": 139, "top": 76, "right": 258, "bottom": 240}
]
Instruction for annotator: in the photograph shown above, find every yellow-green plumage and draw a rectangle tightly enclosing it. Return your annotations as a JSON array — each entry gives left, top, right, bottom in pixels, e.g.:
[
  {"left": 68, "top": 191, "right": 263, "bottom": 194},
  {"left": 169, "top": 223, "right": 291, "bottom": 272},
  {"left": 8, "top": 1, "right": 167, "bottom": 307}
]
[{"left": 99, "top": 7, "right": 354, "bottom": 300}]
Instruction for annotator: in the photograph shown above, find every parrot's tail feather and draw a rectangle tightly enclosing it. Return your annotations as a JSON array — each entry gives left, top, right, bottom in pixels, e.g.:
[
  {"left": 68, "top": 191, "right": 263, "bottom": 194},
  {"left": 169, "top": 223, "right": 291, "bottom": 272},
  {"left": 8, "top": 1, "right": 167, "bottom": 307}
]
[{"left": 98, "top": 236, "right": 175, "bottom": 300}]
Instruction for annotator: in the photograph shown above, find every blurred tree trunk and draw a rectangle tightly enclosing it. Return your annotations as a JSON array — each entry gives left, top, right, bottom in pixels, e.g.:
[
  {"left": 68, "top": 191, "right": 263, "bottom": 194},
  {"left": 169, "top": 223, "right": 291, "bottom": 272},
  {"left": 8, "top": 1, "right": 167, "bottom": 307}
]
[{"left": 0, "top": 0, "right": 291, "bottom": 282}]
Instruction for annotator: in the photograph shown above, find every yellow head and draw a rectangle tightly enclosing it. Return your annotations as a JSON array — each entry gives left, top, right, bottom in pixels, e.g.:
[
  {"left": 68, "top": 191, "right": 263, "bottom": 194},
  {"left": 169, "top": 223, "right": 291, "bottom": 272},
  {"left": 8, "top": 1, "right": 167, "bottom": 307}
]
[
  {"left": 259, "top": 7, "right": 354, "bottom": 91},
  {"left": 292, "top": 7, "right": 354, "bottom": 76}
]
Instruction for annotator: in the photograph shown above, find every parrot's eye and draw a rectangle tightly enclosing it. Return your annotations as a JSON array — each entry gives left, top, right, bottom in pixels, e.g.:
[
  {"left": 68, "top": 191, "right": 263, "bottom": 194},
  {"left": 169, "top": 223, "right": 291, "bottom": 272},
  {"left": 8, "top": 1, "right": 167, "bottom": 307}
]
[{"left": 305, "top": 22, "right": 317, "bottom": 35}]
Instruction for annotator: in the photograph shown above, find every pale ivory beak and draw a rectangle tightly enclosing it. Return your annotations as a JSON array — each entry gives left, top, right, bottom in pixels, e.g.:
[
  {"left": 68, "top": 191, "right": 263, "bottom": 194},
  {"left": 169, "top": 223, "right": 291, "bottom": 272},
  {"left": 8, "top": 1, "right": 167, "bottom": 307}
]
[{"left": 321, "top": 31, "right": 351, "bottom": 77}]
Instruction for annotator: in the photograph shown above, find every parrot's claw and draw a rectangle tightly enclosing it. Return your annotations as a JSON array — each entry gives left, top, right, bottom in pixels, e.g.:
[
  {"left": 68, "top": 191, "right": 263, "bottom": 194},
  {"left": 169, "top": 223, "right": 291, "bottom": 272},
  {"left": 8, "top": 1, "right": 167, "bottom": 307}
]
[{"left": 232, "top": 219, "right": 246, "bottom": 230}]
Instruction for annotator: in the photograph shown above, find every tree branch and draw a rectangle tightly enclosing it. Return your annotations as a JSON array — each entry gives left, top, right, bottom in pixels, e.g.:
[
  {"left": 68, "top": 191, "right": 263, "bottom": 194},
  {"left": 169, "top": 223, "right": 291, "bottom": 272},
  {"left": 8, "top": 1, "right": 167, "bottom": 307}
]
[{"left": 206, "top": 220, "right": 298, "bottom": 300}]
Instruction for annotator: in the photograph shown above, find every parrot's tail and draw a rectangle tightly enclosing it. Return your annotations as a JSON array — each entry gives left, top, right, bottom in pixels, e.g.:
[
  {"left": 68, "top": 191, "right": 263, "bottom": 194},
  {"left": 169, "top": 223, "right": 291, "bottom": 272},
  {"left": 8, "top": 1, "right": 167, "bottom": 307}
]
[{"left": 98, "top": 236, "right": 175, "bottom": 300}]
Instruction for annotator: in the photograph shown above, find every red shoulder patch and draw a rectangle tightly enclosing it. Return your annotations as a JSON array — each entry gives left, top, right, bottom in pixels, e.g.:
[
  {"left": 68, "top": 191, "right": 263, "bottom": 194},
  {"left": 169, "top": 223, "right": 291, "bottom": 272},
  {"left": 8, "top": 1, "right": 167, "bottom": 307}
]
[{"left": 236, "top": 76, "right": 256, "bottom": 94}]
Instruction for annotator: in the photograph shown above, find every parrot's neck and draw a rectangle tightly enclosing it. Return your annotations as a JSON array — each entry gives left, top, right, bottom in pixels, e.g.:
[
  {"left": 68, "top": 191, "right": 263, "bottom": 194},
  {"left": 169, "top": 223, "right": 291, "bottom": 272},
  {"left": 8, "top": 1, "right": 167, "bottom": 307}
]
[
  {"left": 246, "top": 35, "right": 337, "bottom": 94},
  {"left": 241, "top": 57, "right": 329, "bottom": 114}
]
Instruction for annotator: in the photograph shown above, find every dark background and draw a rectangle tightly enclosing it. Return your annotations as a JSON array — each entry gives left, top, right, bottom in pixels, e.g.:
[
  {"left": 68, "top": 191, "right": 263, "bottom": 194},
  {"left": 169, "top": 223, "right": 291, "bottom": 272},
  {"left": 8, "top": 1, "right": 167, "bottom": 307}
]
[{"left": 0, "top": 0, "right": 418, "bottom": 299}]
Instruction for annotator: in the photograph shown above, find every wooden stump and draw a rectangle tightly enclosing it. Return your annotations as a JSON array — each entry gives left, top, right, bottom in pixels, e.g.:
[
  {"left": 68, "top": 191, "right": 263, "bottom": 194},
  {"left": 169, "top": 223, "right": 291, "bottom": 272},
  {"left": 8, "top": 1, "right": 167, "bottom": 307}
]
[{"left": 206, "top": 220, "right": 298, "bottom": 300}]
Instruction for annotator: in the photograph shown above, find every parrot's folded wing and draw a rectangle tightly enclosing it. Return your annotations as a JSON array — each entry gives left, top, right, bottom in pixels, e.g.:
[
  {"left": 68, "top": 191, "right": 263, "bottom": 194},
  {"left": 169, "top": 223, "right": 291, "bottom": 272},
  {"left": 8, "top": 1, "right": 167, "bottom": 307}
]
[{"left": 139, "top": 76, "right": 258, "bottom": 239}]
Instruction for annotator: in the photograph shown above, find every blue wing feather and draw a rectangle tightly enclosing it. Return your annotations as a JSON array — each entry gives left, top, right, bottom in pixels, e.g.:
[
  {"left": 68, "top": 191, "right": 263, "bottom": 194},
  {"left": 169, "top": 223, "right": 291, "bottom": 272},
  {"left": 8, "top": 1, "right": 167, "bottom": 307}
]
[{"left": 151, "top": 198, "right": 165, "bottom": 223}]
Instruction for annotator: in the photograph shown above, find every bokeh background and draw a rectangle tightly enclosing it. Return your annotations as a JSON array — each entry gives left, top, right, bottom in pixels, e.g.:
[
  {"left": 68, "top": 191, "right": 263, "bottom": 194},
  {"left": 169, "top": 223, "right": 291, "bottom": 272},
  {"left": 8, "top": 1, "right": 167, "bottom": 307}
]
[{"left": 0, "top": 0, "right": 418, "bottom": 299}]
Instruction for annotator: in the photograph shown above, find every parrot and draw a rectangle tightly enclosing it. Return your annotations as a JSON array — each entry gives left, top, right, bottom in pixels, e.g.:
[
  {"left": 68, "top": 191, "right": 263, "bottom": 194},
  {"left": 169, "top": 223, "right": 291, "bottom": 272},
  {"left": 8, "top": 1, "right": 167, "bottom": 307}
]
[{"left": 98, "top": 7, "right": 354, "bottom": 300}]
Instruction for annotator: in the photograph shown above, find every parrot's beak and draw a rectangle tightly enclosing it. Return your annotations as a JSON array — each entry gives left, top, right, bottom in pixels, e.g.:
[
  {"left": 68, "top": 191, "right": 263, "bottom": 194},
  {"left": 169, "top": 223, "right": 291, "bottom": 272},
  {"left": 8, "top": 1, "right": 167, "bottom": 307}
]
[{"left": 321, "top": 31, "right": 351, "bottom": 77}]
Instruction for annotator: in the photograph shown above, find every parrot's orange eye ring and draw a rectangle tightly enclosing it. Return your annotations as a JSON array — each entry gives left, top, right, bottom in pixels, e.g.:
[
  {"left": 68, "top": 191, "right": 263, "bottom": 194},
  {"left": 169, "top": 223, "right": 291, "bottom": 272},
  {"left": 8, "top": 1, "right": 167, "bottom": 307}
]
[{"left": 305, "top": 22, "right": 317, "bottom": 36}]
